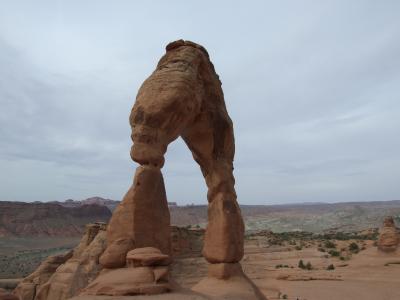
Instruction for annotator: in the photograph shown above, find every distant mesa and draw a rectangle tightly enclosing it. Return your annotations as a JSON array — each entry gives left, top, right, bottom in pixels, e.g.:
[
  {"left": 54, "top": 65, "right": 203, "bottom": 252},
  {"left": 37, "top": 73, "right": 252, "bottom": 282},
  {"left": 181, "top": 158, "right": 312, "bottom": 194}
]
[
  {"left": 0, "top": 201, "right": 111, "bottom": 237},
  {"left": 377, "top": 216, "right": 400, "bottom": 252}
]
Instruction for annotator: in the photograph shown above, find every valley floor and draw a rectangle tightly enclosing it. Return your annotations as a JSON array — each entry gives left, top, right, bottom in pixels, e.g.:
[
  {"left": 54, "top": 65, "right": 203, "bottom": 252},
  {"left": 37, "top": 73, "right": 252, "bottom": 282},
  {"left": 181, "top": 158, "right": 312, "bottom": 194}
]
[{"left": 173, "top": 238, "right": 400, "bottom": 300}]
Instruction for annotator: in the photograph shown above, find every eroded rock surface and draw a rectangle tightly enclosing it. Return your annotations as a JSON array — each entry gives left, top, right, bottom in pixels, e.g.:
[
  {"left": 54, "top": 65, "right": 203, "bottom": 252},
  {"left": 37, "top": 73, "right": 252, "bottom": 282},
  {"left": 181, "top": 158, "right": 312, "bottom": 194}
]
[
  {"left": 82, "top": 247, "right": 171, "bottom": 296},
  {"left": 106, "top": 166, "right": 170, "bottom": 257},
  {"left": 106, "top": 39, "right": 244, "bottom": 266},
  {"left": 14, "top": 223, "right": 107, "bottom": 300},
  {"left": 377, "top": 216, "right": 400, "bottom": 252}
]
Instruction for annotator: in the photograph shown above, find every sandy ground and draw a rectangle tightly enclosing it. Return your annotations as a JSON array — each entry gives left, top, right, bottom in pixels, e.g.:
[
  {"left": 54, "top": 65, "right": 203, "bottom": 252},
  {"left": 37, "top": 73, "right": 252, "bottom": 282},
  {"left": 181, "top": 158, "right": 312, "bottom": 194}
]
[{"left": 173, "top": 239, "right": 400, "bottom": 300}]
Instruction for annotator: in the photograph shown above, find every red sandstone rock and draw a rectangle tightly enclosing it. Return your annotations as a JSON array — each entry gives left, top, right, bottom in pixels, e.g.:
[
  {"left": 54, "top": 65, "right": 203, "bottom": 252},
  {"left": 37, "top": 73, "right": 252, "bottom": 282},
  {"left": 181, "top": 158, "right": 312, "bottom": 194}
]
[
  {"left": 192, "top": 263, "right": 267, "bottom": 300},
  {"left": 126, "top": 247, "right": 170, "bottom": 267},
  {"left": 378, "top": 216, "right": 400, "bottom": 252},
  {"left": 13, "top": 251, "right": 73, "bottom": 300},
  {"left": 81, "top": 267, "right": 171, "bottom": 296},
  {"left": 107, "top": 166, "right": 171, "bottom": 255},
  {"left": 94, "top": 39, "right": 246, "bottom": 299},
  {"left": 107, "top": 39, "right": 244, "bottom": 265},
  {"left": 14, "top": 223, "right": 107, "bottom": 300},
  {"left": 99, "top": 237, "right": 134, "bottom": 268}
]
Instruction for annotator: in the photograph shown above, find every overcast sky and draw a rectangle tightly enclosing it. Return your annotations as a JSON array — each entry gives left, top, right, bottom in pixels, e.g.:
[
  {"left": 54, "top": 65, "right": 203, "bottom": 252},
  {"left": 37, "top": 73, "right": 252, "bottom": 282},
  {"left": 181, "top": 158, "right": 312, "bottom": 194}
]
[{"left": 0, "top": 1, "right": 399, "bottom": 204}]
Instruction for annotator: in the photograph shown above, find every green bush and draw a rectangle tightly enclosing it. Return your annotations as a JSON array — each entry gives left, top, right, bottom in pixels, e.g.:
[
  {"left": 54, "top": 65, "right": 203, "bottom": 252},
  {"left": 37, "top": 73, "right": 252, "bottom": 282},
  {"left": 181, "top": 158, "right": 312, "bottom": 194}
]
[{"left": 298, "top": 259, "right": 305, "bottom": 269}]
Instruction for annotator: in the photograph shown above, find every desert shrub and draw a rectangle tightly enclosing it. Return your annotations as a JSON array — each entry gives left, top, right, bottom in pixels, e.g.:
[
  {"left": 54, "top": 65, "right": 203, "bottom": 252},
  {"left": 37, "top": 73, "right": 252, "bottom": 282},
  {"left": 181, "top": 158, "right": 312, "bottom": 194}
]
[
  {"left": 328, "top": 250, "right": 340, "bottom": 257},
  {"left": 295, "top": 246, "right": 302, "bottom": 250},
  {"left": 340, "top": 256, "right": 346, "bottom": 261},
  {"left": 275, "top": 264, "right": 283, "bottom": 268},
  {"left": 326, "top": 264, "right": 335, "bottom": 270},
  {"left": 318, "top": 247, "right": 326, "bottom": 252},
  {"left": 349, "top": 242, "right": 359, "bottom": 253},
  {"left": 298, "top": 259, "right": 305, "bottom": 269},
  {"left": 282, "top": 294, "right": 288, "bottom": 299},
  {"left": 298, "top": 260, "right": 312, "bottom": 270},
  {"left": 324, "top": 241, "right": 336, "bottom": 248}
]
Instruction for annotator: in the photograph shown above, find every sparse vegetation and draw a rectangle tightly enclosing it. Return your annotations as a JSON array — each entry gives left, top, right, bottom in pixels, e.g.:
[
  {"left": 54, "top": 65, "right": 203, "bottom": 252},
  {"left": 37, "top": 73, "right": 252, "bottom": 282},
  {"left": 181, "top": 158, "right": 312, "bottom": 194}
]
[
  {"left": 328, "top": 250, "right": 340, "bottom": 257},
  {"left": 276, "top": 264, "right": 290, "bottom": 269},
  {"left": 324, "top": 240, "right": 336, "bottom": 248},
  {"left": 349, "top": 242, "right": 360, "bottom": 253},
  {"left": 298, "top": 259, "right": 305, "bottom": 269},
  {"left": 298, "top": 260, "right": 312, "bottom": 270},
  {"left": 327, "top": 264, "right": 335, "bottom": 270}
]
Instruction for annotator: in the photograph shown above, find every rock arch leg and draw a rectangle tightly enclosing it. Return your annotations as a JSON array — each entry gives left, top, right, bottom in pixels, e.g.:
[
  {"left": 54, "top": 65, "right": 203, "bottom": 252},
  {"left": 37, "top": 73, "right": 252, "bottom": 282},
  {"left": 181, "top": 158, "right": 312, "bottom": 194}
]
[{"left": 182, "top": 117, "right": 244, "bottom": 264}]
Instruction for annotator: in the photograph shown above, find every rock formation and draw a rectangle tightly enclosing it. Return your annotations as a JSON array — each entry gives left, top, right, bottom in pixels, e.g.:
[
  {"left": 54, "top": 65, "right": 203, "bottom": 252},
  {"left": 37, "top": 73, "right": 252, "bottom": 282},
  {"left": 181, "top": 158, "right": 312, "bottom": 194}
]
[
  {"left": 82, "top": 247, "right": 171, "bottom": 296},
  {"left": 15, "top": 40, "right": 265, "bottom": 300},
  {"left": 377, "top": 216, "right": 400, "bottom": 252},
  {"left": 106, "top": 39, "right": 244, "bottom": 268},
  {"left": 98, "top": 39, "right": 263, "bottom": 299},
  {"left": 13, "top": 223, "right": 107, "bottom": 300}
]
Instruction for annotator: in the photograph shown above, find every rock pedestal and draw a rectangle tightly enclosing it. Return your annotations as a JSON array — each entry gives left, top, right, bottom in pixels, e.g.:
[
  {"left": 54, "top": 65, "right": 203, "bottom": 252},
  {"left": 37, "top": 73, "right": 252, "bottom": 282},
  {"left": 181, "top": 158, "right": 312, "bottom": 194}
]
[
  {"left": 106, "top": 165, "right": 171, "bottom": 257},
  {"left": 377, "top": 216, "right": 400, "bottom": 252},
  {"left": 82, "top": 247, "right": 171, "bottom": 296}
]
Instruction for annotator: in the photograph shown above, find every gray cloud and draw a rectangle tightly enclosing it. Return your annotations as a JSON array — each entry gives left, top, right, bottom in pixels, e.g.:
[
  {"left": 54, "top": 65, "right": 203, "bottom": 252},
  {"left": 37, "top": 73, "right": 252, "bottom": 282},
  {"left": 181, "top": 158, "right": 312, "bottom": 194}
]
[{"left": 0, "top": 0, "right": 399, "bottom": 204}]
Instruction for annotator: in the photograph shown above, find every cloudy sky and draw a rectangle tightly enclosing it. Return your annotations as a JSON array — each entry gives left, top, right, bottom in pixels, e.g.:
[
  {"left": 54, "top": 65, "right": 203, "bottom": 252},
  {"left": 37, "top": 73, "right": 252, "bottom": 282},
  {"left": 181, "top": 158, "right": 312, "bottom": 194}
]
[{"left": 0, "top": 1, "right": 399, "bottom": 204}]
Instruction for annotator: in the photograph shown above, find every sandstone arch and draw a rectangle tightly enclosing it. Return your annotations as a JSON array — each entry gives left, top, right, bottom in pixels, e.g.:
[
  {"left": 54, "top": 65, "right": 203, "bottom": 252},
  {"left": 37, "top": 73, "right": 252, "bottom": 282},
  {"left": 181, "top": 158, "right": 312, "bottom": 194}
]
[{"left": 106, "top": 40, "right": 244, "bottom": 265}]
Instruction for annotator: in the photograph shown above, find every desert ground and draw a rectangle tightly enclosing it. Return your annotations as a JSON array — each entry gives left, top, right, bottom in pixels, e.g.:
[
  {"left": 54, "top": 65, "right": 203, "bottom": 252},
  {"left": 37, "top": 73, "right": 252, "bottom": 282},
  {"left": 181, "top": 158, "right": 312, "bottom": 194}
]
[
  {"left": 1, "top": 228, "right": 400, "bottom": 299},
  {"left": 172, "top": 231, "right": 400, "bottom": 300}
]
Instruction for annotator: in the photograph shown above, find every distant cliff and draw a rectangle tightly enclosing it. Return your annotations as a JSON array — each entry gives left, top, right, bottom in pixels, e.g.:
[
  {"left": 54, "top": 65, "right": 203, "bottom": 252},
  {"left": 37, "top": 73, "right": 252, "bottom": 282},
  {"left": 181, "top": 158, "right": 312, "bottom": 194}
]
[{"left": 0, "top": 202, "right": 111, "bottom": 237}]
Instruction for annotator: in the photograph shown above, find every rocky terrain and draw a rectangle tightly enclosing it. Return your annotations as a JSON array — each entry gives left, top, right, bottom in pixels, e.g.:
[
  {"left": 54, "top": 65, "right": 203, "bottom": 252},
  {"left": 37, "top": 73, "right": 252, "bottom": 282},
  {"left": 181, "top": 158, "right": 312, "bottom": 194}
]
[{"left": 3, "top": 218, "right": 400, "bottom": 300}]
